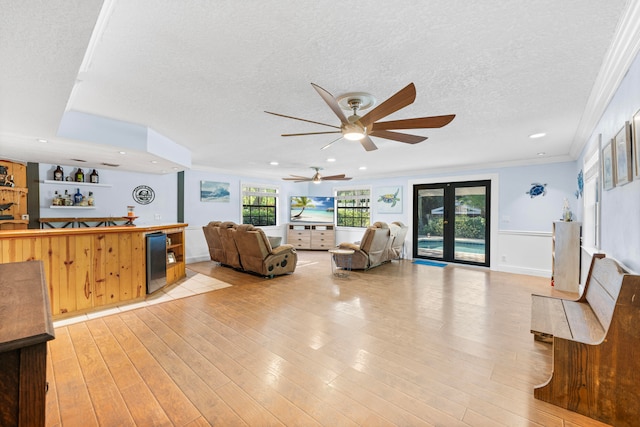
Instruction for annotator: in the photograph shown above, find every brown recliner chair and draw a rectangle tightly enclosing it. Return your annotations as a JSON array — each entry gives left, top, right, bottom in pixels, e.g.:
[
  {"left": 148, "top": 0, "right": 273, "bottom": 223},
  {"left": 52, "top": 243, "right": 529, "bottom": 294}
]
[
  {"left": 202, "top": 221, "right": 224, "bottom": 263},
  {"left": 337, "top": 221, "right": 392, "bottom": 270},
  {"left": 388, "top": 221, "right": 409, "bottom": 260},
  {"left": 233, "top": 224, "right": 297, "bottom": 277},
  {"left": 218, "top": 221, "right": 242, "bottom": 269}
]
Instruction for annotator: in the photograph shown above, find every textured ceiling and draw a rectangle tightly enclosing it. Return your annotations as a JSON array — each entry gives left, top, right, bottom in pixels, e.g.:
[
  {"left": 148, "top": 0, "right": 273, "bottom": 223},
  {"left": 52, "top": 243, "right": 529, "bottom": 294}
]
[{"left": 0, "top": 1, "right": 632, "bottom": 179}]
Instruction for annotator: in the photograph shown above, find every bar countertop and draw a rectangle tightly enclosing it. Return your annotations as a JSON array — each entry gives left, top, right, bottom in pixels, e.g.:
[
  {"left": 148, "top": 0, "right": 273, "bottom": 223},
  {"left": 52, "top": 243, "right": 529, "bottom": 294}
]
[{"left": 0, "top": 223, "right": 188, "bottom": 238}]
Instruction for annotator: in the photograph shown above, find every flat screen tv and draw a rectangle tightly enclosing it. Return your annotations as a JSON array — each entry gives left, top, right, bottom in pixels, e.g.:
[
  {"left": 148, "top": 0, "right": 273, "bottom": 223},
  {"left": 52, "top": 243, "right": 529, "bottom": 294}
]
[{"left": 289, "top": 196, "right": 335, "bottom": 223}]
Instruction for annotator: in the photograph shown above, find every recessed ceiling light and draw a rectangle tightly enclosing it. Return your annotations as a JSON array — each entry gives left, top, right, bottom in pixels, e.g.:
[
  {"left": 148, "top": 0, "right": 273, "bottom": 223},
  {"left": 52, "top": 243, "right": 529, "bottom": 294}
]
[
  {"left": 150, "top": 160, "right": 158, "bottom": 164},
  {"left": 529, "top": 132, "right": 546, "bottom": 139},
  {"left": 37, "top": 138, "right": 48, "bottom": 143},
  {"left": 119, "top": 151, "right": 126, "bottom": 155},
  {"left": 537, "top": 152, "right": 546, "bottom": 156},
  {"left": 359, "top": 166, "right": 367, "bottom": 170},
  {"left": 326, "top": 158, "right": 336, "bottom": 162},
  {"left": 269, "top": 161, "right": 279, "bottom": 166}
]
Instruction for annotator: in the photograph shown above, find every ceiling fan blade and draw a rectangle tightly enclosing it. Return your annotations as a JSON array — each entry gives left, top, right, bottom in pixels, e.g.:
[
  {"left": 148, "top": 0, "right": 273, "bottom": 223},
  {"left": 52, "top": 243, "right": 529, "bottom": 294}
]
[
  {"left": 311, "top": 83, "right": 349, "bottom": 125},
  {"left": 282, "top": 131, "right": 341, "bottom": 137},
  {"left": 265, "top": 111, "right": 340, "bottom": 129},
  {"left": 324, "top": 177, "right": 352, "bottom": 181},
  {"left": 360, "top": 135, "right": 378, "bottom": 151},
  {"left": 320, "top": 174, "right": 347, "bottom": 180},
  {"left": 372, "top": 114, "right": 455, "bottom": 131},
  {"left": 369, "top": 130, "right": 427, "bottom": 144},
  {"left": 321, "top": 135, "right": 344, "bottom": 150},
  {"left": 283, "top": 174, "right": 311, "bottom": 179},
  {"left": 282, "top": 177, "right": 312, "bottom": 181},
  {"left": 358, "top": 83, "right": 416, "bottom": 128}
]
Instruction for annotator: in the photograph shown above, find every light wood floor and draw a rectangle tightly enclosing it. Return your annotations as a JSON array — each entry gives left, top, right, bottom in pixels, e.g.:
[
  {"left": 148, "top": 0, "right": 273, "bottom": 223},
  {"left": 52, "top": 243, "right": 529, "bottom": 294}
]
[{"left": 45, "top": 252, "right": 612, "bottom": 426}]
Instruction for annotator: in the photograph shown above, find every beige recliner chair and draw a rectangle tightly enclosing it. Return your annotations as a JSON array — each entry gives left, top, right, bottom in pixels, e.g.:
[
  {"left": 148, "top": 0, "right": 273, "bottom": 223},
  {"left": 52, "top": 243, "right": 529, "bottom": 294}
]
[
  {"left": 218, "top": 221, "right": 242, "bottom": 269},
  {"left": 388, "top": 221, "right": 409, "bottom": 260},
  {"left": 233, "top": 224, "right": 297, "bottom": 277},
  {"left": 202, "top": 221, "right": 224, "bottom": 263},
  {"left": 337, "top": 221, "right": 392, "bottom": 270}
]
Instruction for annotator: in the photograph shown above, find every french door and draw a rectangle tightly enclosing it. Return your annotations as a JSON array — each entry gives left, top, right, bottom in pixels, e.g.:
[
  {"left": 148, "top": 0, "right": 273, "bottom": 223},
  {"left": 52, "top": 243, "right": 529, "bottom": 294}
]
[{"left": 413, "top": 180, "right": 490, "bottom": 266}]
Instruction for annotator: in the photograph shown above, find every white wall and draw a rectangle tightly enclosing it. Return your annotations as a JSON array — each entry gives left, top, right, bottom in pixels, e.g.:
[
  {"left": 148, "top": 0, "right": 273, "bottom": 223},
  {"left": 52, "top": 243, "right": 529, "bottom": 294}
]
[
  {"left": 576, "top": 49, "right": 640, "bottom": 273},
  {"left": 39, "top": 163, "right": 177, "bottom": 226}
]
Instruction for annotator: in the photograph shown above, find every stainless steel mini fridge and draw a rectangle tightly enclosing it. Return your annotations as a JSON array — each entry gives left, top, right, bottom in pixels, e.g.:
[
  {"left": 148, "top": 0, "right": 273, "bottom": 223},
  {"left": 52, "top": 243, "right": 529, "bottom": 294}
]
[{"left": 146, "top": 232, "right": 166, "bottom": 294}]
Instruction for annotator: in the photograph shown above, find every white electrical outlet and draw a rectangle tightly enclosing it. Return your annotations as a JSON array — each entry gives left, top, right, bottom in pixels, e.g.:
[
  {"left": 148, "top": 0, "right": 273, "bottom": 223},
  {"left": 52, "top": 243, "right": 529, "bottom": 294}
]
[
  {"left": 154, "top": 214, "right": 161, "bottom": 220},
  {"left": 501, "top": 255, "right": 507, "bottom": 262}
]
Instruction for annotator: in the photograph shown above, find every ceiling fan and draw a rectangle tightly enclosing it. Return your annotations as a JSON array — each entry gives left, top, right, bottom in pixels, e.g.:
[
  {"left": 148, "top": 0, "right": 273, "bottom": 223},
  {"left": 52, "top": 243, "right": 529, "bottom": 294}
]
[
  {"left": 282, "top": 167, "right": 352, "bottom": 184},
  {"left": 265, "top": 82, "right": 455, "bottom": 151}
]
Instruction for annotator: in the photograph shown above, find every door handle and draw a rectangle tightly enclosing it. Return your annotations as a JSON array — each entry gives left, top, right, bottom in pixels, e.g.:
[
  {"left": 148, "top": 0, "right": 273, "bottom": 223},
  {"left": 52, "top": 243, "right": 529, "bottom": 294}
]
[{"left": 443, "top": 220, "right": 449, "bottom": 224}]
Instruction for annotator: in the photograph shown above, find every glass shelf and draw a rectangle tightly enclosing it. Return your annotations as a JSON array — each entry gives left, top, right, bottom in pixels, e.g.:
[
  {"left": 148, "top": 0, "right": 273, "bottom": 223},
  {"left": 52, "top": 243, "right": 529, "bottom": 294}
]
[{"left": 43, "top": 180, "right": 111, "bottom": 188}]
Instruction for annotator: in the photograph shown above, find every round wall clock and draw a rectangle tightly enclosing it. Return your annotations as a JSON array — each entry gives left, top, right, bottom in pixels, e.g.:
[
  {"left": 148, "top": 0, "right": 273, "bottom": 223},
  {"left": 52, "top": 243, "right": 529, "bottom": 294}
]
[{"left": 132, "top": 185, "right": 155, "bottom": 205}]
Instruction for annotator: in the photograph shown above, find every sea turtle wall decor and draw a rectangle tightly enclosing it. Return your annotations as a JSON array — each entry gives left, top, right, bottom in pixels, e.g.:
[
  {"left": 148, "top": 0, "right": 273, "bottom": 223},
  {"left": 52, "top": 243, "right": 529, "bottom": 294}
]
[
  {"left": 376, "top": 186, "right": 403, "bottom": 213},
  {"left": 526, "top": 183, "right": 547, "bottom": 198},
  {"left": 378, "top": 188, "right": 401, "bottom": 208}
]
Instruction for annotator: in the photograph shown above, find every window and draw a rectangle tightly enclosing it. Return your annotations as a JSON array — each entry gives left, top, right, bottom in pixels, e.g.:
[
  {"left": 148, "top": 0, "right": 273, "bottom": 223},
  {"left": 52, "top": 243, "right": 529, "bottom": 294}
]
[
  {"left": 242, "top": 184, "right": 278, "bottom": 226},
  {"left": 336, "top": 188, "right": 371, "bottom": 227},
  {"left": 583, "top": 144, "right": 600, "bottom": 249}
]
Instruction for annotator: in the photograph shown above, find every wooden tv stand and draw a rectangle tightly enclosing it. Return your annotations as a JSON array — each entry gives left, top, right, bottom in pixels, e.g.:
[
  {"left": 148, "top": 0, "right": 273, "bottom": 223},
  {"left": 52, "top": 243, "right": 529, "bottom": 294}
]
[{"left": 287, "top": 223, "right": 335, "bottom": 250}]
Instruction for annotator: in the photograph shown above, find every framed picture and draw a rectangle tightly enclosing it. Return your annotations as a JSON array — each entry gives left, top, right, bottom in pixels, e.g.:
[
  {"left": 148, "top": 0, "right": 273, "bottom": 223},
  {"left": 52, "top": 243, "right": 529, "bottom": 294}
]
[
  {"left": 167, "top": 251, "right": 176, "bottom": 264},
  {"left": 200, "top": 181, "right": 230, "bottom": 202},
  {"left": 376, "top": 186, "right": 402, "bottom": 213},
  {"left": 601, "top": 139, "right": 615, "bottom": 191},
  {"left": 633, "top": 110, "right": 640, "bottom": 178},
  {"left": 614, "top": 121, "right": 632, "bottom": 186}
]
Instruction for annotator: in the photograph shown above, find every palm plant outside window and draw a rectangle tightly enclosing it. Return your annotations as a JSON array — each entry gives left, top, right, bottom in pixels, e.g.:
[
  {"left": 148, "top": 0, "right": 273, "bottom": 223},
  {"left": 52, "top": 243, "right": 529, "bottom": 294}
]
[
  {"left": 336, "top": 188, "right": 370, "bottom": 227},
  {"left": 242, "top": 184, "right": 278, "bottom": 226}
]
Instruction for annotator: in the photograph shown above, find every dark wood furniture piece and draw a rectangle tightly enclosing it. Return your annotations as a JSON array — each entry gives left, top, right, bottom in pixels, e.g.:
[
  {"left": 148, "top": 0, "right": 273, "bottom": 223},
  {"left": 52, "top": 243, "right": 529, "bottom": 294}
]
[
  {"left": 530, "top": 254, "right": 640, "bottom": 426},
  {"left": 0, "top": 261, "right": 55, "bottom": 426}
]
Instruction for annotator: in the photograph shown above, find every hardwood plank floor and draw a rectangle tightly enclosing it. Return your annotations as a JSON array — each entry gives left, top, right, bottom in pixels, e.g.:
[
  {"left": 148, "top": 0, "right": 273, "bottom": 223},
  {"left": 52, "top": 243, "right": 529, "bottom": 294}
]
[{"left": 46, "top": 251, "right": 613, "bottom": 426}]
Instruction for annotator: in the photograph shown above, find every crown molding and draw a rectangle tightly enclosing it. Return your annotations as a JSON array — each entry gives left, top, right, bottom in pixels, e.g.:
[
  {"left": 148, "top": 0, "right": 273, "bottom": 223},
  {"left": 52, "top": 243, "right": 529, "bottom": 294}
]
[{"left": 570, "top": 0, "right": 640, "bottom": 158}]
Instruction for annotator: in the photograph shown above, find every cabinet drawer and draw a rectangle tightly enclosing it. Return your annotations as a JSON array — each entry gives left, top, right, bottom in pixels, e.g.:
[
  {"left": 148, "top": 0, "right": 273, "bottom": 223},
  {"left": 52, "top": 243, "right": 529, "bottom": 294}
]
[
  {"left": 288, "top": 235, "right": 310, "bottom": 245},
  {"left": 311, "top": 241, "right": 335, "bottom": 250}
]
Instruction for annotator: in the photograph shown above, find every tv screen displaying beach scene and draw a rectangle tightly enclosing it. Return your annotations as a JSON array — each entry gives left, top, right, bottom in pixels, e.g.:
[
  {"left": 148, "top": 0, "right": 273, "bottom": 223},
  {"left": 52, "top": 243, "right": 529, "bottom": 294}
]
[{"left": 289, "top": 196, "right": 335, "bottom": 223}]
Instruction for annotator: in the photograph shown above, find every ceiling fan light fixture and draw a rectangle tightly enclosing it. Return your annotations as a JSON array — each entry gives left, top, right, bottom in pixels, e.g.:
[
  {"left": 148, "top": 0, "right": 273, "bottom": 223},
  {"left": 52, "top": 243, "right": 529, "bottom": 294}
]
[{"left": 343, "top": 122, "right": 366, "bottom": 140}]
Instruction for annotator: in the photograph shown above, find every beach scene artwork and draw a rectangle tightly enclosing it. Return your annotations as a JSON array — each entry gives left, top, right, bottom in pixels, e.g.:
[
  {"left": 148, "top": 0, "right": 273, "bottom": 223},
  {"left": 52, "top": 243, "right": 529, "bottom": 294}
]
[{"left": 290, "top": 196, "right": 335, "bottom": 223}]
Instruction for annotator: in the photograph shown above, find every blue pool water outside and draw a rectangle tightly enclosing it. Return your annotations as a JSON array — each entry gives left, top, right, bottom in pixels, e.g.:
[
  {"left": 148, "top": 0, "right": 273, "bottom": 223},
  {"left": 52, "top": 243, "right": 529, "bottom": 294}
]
[{"left": 418, "top": 238, "right": 485, "bottom": 254}]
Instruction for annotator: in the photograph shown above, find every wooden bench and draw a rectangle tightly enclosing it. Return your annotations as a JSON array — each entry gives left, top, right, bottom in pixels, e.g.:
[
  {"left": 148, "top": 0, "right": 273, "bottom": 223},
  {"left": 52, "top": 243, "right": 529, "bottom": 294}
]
[{"left": 530, "top": 254, "right": 640, "bottom": 426}]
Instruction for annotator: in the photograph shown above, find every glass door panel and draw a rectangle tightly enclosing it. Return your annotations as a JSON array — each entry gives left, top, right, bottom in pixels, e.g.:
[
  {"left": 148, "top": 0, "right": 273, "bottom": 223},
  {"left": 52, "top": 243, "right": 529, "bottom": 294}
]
[
  {"left": 454, "top": 186, "right": 487, "bottom": 264},
  {"left": 415, "top": 187, "right": 445, "bottom": 260}
]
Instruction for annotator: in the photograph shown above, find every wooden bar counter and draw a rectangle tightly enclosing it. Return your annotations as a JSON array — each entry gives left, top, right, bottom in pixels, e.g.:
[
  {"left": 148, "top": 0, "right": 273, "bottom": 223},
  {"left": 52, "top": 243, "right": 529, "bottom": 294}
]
[{"left": 0, "top": 224, "right": 186, "bottom": 318}]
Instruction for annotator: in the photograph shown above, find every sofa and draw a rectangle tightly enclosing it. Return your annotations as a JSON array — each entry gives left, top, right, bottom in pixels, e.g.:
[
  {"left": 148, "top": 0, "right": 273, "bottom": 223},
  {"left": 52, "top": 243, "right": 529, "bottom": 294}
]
[{"left": 202, "top": 221, "right": 297, "bottom": 277}]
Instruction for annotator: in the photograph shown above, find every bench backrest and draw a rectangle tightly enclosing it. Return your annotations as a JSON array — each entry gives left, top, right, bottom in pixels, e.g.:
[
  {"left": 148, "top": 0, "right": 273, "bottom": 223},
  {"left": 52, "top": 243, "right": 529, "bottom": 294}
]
[{"left": 584, "top": 257, "right": 627, "bottom": 331}]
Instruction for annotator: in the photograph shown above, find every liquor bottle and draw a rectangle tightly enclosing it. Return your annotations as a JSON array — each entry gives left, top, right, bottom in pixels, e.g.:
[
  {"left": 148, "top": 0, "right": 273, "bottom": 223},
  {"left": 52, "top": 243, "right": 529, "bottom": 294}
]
[
  {"left": 64, "top": 190, "right": 72, "bottom": 206},
  {"left": 53, "top": 165, "right": 64, "bottom": 181},
  {"left": 87, "top": 192, "right": 94, "bottom": 206},
  {"left": 53, "top": 191, "right": 61, "bottom": 206},
  {"left": 89, "top": 169, "right": 99, "bottom": 184},
  {"left": 75, "top": 168, "right": 84, "bottom": 182},
  {"left": 74, "top": 188, "right": 83, "bottom": 205}
]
